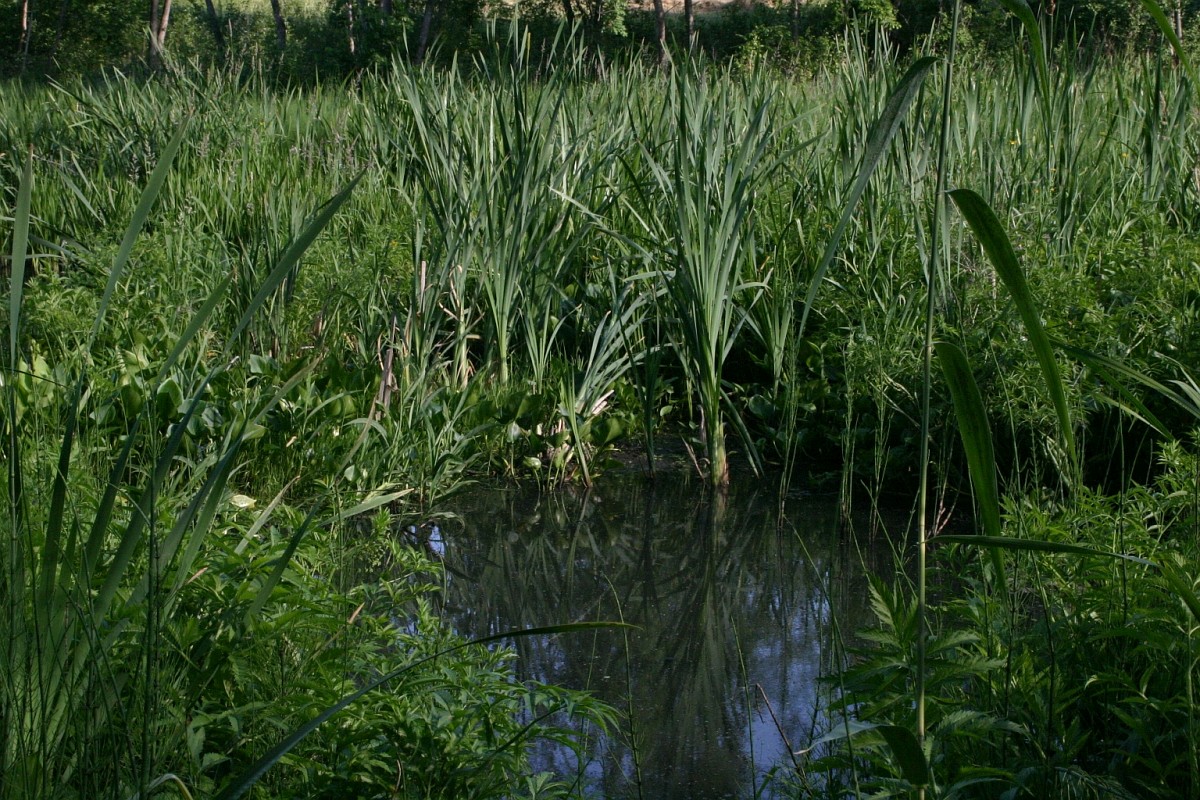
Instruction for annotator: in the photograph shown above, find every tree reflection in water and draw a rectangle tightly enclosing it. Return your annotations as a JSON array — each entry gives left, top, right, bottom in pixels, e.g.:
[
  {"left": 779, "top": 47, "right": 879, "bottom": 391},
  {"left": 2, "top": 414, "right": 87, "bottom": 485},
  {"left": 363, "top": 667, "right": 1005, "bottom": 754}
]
[{"left": 432, "top": 472, "right": 883, "bottom": 798}]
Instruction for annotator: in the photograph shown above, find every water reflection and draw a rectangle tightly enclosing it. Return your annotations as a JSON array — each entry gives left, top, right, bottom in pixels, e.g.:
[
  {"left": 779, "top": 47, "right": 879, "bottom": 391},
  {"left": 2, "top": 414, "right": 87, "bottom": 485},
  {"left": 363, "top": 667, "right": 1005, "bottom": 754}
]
[{"left": 432, "top": 472, "right": 880, "bottom": 798}]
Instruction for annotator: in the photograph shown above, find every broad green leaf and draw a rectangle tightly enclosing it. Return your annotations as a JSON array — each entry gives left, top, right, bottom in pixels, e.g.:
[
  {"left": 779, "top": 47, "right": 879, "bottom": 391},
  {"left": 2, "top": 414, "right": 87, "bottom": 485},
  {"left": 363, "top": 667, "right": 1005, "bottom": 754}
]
[
  {"left": 935, "top": 342, "right": 1005, "bottom": 584},
  {"left": 877, "top": 724, "right": 930, "bottom": 787}
]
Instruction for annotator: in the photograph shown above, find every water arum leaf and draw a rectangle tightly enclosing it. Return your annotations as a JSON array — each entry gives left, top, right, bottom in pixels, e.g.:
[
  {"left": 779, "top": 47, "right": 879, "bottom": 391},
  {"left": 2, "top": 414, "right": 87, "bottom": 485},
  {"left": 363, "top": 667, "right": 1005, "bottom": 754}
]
[
  {"left": 155, "top": 377, "right": 184, "bottom": 421},
  {"left": 590, "top": 416, "right": 623, "bottom": 447},
  {"left": 949, "top": 188, "right": 1077, "bottom": 484}
]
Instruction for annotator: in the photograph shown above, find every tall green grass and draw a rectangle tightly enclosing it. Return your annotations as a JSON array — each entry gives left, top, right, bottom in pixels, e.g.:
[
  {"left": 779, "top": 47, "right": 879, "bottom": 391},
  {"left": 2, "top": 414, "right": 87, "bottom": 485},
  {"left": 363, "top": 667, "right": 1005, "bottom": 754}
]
[
  {"left": 801, "top": 3, "right": 1200, "bottom": 797},
  {"left": 0, "top": 82, "right": 612, "bottom": 799}
]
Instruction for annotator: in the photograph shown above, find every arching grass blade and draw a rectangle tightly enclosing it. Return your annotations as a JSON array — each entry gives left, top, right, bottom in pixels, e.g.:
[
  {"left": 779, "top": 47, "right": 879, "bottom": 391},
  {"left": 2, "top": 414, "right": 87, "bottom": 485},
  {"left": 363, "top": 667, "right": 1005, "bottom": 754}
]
[
  {"left": 90, "top": 120, "right": 188, "bottom": 348},
  {"left": 935, "top": 342, "right": 1005, "bottom": 584},
  {"left": 949, "top": 188, "right": 1078, "bottom": 483},
  {"left": 797, "top": 56, "right": 938, "bottom": 339}
]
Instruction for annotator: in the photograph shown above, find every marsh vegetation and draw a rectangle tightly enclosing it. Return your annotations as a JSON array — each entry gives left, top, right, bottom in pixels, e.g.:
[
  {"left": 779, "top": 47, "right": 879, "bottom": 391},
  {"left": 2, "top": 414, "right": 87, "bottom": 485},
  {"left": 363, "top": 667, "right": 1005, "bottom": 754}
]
[{"left": 3, "top": 5, "right": 1200, "bottom": 797}]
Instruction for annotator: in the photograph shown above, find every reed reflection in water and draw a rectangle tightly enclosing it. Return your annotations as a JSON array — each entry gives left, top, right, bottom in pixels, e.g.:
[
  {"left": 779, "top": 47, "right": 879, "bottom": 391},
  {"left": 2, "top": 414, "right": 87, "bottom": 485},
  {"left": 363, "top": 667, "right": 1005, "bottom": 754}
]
[{"left": 433, "top": 472, "right": 880, "bottom": 798}]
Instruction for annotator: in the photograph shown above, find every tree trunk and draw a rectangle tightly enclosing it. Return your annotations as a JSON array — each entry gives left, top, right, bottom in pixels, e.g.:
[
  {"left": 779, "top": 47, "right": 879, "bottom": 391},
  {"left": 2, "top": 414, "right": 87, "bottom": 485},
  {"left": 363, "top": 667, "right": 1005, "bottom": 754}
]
[
  {"left": 51, "top": 0, "right": 70, "bottom": 62},
  {"left": 149, "top": 0, "right": 172, "bottom": 68},
  {"left": 203, "top": 0, "right": 226, "bottom": 57},
  {"left": 652, "top": 0, "right": 666, "bottom": 64},
  {"left": 416, "top": 0, "right": 436, "bottom": 63},
  {"left": 560, "top": 0, "right": 575, "bottom": 27},
  {"left": 269, "top": 0, "right": 286, "bottom": 49},
  {"left": 346, "top": 0, "right": 355, "bottom": 54},
  {"left": 380, "top": 0, "right": 392, "bottom": 13},
  {"left": 158, "top": 0, "right": 173, "bottom": 51},
  {"left": 684, "top": 0, "right": 694, "bottom": 50},
  {"left": 18, "top": 0, "right": 31, "bottom": 72}
]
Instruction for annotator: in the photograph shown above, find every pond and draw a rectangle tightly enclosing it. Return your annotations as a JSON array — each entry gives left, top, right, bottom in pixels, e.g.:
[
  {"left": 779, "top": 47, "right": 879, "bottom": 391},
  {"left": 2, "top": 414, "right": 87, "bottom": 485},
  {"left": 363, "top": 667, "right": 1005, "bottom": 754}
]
[{"left": 430, "top": 469, "right": 894, "bottom": 798}]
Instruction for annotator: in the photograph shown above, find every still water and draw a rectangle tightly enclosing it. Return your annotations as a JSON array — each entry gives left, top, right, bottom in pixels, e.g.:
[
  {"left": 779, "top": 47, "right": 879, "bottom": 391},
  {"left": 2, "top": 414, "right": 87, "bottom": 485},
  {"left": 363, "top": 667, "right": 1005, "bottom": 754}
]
[{"left": 431, "top": 470, "right": 887, "bottom": 798}]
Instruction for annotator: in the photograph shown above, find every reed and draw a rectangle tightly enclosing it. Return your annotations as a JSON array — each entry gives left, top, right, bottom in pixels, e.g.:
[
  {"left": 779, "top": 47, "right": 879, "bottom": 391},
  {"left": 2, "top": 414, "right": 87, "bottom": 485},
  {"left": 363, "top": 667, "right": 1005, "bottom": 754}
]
[{"left": 626, "top": 67, "right": 776, "bottom": 487}]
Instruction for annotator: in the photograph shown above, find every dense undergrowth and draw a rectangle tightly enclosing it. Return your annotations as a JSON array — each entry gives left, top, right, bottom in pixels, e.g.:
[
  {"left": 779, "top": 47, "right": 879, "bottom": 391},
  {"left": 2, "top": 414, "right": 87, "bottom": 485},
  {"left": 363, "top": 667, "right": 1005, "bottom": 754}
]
[{"left": 3, "top": 15, "right": 1200, "bottom": 799}]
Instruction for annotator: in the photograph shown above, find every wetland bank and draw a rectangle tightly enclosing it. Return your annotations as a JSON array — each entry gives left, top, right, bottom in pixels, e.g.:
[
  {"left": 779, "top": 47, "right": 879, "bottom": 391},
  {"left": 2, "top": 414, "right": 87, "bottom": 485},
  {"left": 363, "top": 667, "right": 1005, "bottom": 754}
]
[{"left": 4, "top": 9, "right": 1200, "bottom": 798}]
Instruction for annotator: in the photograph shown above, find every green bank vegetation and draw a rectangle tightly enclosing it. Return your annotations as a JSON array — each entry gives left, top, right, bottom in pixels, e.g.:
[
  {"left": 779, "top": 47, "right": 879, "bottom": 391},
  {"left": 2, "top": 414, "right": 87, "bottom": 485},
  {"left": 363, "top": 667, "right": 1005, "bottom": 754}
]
[{"left": 3, "top": 4, "right": 1200, "bottom": 797}]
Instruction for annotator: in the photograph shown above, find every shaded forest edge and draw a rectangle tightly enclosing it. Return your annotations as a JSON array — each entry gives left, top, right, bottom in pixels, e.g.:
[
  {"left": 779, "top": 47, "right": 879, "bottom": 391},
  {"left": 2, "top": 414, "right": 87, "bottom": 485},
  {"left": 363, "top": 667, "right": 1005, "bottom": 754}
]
[{"left": 5, "top": 0, "right": 1200, "bottom": 82}]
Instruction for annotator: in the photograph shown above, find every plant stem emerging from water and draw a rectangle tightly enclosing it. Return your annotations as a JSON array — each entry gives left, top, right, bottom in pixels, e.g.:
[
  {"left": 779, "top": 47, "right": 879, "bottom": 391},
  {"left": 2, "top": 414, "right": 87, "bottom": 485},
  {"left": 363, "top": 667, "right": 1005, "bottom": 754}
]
[{"left": 917, "top": 2, "right": 961, "bottom": 789}]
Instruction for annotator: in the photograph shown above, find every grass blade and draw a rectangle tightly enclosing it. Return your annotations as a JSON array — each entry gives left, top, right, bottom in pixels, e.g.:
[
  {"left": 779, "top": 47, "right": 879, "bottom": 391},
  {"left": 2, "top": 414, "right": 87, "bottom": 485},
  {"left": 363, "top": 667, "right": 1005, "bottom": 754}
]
[
  {"left": 228, "top": 174, "right": 362, "bottom": 347},
  {"left": 1135, "top": 0, "right": 1198, "bottom": 88},
  {"left": 1057, "top": 341, "right": 1200, "bottom": 425},
  {"left": 935, "top": 342, "right": 1005, "bottom": 584},
  {"left": 941, "top": 535, "right": 1200, "bottom": 622},
  {"left": 799, "top": 721, "right": 929, "bottom": 787},
  {"left": 937, "top": 534, "right": 1153, "bottom": 566},
  {"left": 949, "top": 188, "right": 1078, "bottom": 482},
  {"left": 997, "top": 0, "right": 1051, "bottom": 111},
  {"left": 1158, "top": 559, "right": 1200, "bottom": 624},
  {"left": 6, "top": 148, "right": 33, "bottom": 582},
  {"left": 797, "top": 56, "right": 938, "bottom": 339},
  {"left": 90, "top": 120, "right": 188, "bottom": 348},
  {"left": 8, "top": 146, "right": 32, "bottom": 370}
]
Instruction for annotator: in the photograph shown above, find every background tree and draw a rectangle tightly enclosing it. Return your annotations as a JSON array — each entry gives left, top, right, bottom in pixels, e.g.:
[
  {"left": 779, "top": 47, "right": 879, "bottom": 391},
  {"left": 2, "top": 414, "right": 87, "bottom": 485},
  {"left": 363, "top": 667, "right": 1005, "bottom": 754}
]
[
  {"left": 17, "top": 0, "right": 28, "bottom": 70},
  {"left": 149, "top": 0, "right": 171, "bottom": 69},
  {"left": 270, "top": 0, "right": 287, "bottom": 48},
  {"left": 202, "top": 0, "right": 225, "bottom": 58},
  {"left": 653, "top": 0, "right": 666, "bottom": 63}
]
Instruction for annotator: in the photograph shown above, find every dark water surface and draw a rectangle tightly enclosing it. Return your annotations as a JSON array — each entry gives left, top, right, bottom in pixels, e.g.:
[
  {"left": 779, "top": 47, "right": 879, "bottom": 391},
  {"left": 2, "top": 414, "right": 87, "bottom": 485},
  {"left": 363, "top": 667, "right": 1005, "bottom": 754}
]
[{"left": 432, "top": 471, "right": 886, "bottom": 798}]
